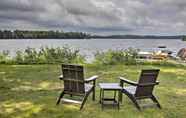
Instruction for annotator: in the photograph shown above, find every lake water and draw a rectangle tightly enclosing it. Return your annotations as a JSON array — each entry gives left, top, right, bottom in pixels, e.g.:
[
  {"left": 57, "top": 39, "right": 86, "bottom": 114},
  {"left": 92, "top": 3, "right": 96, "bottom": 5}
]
[{"left": 0, "top": 39, "right": 185, "bottom": 61}]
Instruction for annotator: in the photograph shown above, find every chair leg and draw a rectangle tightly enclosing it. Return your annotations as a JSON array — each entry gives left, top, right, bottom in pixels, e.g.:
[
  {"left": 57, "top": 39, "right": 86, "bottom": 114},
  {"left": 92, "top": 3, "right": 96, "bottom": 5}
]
[
  {"left": 92, "top": 87, "right": 95, "bottom": 101},
  {"left": 151, "top": 95, "right": 161, "bottom": 109},
  {"left": 119, "top": 91, "right": 123, "bottom": 103},
  {"left": 129, "top": 96, "right": 141, "bottom": 110},
  {"left": 56, "top": 91, "right": 65, "bottom": 105},
  {"left": 80, "top": 93, "right": 89, "bottom": 110},
  {"left": 92, "top": 80, "right": 96, "bottom": 101},
  {"left": 119, "top": 81, "right": 124, "bottom": 103}
]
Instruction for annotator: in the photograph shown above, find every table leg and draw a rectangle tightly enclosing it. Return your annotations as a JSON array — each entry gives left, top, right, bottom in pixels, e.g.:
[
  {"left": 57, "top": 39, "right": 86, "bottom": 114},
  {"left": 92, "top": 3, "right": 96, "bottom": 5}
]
[
  {"left": 118, "top": 91, "right": 120, "bottom": 110},
  {"left": 102, "top": 89, "right": 104, "bottom": 110},
  {"left": 99, "top": 88, "right": 102, "bottom": 103},
  {"left": 114, "top": 90, "right": 116, "bottom": 102}
]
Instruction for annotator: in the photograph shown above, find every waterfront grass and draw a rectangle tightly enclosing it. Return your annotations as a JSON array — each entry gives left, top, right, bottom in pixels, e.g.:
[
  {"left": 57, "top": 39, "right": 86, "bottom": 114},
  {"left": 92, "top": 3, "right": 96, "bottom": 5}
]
[{"left": 0, "top": 64, "right": 186, "bottom": 118}]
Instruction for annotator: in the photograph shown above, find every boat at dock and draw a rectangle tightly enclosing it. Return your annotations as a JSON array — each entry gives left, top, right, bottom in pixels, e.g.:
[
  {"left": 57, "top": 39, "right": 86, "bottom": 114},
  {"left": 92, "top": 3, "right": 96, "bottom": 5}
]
[
  {"left": 158, "top": 46, "right": 166, "bottom": 48},
  {"left": 138, "top": 50, "right": 173, "bottom": 60}
]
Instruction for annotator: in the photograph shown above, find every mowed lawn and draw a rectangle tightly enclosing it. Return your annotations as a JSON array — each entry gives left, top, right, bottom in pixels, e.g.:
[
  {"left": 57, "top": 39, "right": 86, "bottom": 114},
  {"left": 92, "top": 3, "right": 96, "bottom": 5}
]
[{"left": 0, "top": 64, "right": 186, "bottom": 118}]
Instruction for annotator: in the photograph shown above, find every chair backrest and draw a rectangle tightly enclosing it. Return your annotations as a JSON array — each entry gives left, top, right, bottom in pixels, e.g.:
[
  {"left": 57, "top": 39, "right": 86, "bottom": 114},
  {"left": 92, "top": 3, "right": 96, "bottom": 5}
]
[
  {"left": 62, "top": 64, "right": 85, "bottom": 95},
  {"left": 135, "top": 69, "right": 160, "bottom": 98}
]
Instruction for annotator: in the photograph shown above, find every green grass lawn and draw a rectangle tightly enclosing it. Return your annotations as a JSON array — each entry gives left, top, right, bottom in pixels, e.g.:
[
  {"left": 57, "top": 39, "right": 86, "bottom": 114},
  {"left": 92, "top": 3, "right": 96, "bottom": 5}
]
[{"left": 0, "top": 64, "right": 186, "bottom": 118}]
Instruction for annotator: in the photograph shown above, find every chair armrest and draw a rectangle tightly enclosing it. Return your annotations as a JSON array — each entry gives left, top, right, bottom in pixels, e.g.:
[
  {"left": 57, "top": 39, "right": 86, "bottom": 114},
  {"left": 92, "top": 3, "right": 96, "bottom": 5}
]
[
  {"left": 85, "top": 75, "right": 98, "bottom": 83},
  {"left": 119, "top": 76, "right": 138, "bottom": 86},
  {"left": 156, "top": 81, "right": 160, "bottom": 85},
  {"left": 59, "top": 75, "right": 63, "bottom": 80},
  {"left": 138, "top": 81, "right": 160, "bottom": 86}
]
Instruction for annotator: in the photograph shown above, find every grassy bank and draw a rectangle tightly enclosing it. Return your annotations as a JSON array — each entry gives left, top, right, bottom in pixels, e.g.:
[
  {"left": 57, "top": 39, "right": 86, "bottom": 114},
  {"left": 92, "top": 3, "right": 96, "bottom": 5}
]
[{"left": 0, "top": 64, "right": 186, "bottom": 118}]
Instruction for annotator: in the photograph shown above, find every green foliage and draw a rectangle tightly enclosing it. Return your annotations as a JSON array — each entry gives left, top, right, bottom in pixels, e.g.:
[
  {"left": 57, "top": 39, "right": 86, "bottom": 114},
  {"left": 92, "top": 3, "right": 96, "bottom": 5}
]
[
  {"left": 182, "top": 36, "right": 186, "bottom": 41},
  {"left": 0, "top": 47, "right": 185, "bottom": 67},
  {"left": 0, "top": 46, "right": 85, "bottom": 64},
  {"left": 14, "top": 51, "right": 24, "bottom": 64},
  {"left": 0, "top": 50, "right": 10, "bottom": 64},
  {"left": 23, "top": 47, "right": 38, "bottom": 64},
  {"left": 93, "top": 48, "right": 185, "bottom": 67},
  {"left": 36, "top": 47, "right": 85, "bottom": 64},
  {"left": 94, "top": 48, "right": 139, "bottom": 65}
]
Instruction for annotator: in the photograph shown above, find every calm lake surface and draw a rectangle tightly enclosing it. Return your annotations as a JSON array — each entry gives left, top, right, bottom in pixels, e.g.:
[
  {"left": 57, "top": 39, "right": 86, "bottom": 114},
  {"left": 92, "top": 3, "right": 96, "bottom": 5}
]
[{"left": 0, "top": 39, "right": 185, "bottom": 61}]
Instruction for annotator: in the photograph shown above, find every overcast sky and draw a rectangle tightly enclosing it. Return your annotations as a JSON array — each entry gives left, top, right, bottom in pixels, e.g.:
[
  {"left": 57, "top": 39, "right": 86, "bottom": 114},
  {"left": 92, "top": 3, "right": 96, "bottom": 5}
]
[{"left": 0, "top": 0, "right": 186, "bottom": 35}]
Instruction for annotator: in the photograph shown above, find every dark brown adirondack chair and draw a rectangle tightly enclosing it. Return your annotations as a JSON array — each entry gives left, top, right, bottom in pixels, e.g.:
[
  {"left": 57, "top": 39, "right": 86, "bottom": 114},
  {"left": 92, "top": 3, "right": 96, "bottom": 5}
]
[
  {"left": 56, "top": 64, "right": 98, "bottom": 110},
  {"left": 119, "top": 69, "right": 161, "bottom": 110}
]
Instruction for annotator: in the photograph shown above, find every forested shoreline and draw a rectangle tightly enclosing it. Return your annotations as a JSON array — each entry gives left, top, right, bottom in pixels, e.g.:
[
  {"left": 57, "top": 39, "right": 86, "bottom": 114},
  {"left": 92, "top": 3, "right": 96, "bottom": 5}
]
[
  {"left": 0, "top": 30, "right": 90, "bottom": 39},
  {"left": 0, "top": 29, "right": 185, "bottom": 39}
]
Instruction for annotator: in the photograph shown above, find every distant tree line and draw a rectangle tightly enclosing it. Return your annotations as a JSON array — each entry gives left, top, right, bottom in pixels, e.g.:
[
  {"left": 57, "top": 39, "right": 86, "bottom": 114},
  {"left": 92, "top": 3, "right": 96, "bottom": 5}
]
[
  {"left": 1, "top": 29, "right": 184, "bottom": 39},
  {"left": 0, "top": 30, "right": 91, "bottom": 39},
  {"left": 92, "top": 35, "right": 184, "bottom": 39}
]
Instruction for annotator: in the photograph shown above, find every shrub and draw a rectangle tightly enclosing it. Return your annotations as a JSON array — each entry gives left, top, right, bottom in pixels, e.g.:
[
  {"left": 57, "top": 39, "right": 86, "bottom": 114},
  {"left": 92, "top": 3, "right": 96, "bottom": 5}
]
[
  {"left": 14, "top": 51, "right": 24, "bottom": 64},
  {"left": 94, "top": 48, "right": 139, "bottom": 65},
  {"left": 0, "top": 46, "right": 85, "bottom": 64},
  {"left": 24, "top": 47, "right": 39, "bottom": 64},
  {"left": 0, "top": 50, "right": 10, "bottom": 64},
  {"left": 37, "top": 46, "right": 85, "bottom": 64}
]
